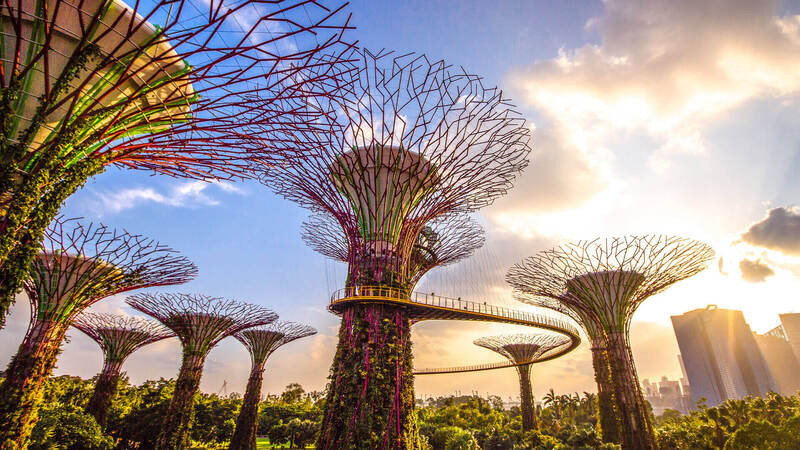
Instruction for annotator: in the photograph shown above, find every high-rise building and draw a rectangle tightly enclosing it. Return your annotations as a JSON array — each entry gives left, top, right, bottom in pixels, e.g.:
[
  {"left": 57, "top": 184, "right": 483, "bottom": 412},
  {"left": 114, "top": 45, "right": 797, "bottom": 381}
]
[
  {"left": 779, "top": 313, "right": 800, "bottom": 364},
  {"left": 671, "top": 305, "right": 776, "bottom": 407},
  {"left": 754, "top": 328, "right": 800, "bottom": 396},
  {"left": 641, "top": 376, "right": 692, "bottom": 415}
]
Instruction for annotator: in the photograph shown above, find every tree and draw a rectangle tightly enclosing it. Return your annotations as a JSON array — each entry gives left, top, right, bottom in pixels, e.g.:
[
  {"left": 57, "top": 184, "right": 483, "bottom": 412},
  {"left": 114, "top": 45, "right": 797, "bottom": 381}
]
[
  {"left": 71, "top": 312, "right": 174, "bottom": 429},
  {"left": 126, "top": 293, "right": 277, "bottom": 449},
  {"left": 257, "top": 48, "right": 531, "bottom": 449},
  {"left": 474, "top": 334, "right": 572, "bottom": 431},
  {"left": 229, "top": 323, "right": 316, "bottom": 450},
  {"left": 287, "top": 418, "right": 317, "bottom": 448},
  {"left": 508, "top": 235, "right": 714, "bottom": 449},
  {"left": 28, "top": 404, "right": 113, "bottom": 450},
  {"left": 0, "top": 219, "right": 194, "bottom": 448},
  {"left": 0, "top": 0, "right": 355, "bottom": 326},
  {"left": 282, "top": 383, "right": 307, "bottom": 405}
]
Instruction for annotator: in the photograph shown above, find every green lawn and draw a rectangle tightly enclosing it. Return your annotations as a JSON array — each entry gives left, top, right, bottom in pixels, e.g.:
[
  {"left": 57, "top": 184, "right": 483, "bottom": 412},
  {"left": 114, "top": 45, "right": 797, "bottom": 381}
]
[{"left": 255, "top": 438, "right": 315, "bottom": 449}]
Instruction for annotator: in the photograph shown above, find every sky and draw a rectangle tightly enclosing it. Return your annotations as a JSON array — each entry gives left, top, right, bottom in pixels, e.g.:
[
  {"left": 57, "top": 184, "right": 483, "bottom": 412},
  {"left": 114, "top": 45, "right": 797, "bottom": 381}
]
[{"left": 3, "top": 0, "right": 800, "bottom": 403}]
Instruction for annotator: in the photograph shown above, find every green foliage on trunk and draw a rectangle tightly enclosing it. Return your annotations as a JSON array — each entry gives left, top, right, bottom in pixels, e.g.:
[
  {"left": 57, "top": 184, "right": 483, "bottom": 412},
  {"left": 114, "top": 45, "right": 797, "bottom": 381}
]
[{"left": 317, "top": 303, "right": 417, "bottom": 449}]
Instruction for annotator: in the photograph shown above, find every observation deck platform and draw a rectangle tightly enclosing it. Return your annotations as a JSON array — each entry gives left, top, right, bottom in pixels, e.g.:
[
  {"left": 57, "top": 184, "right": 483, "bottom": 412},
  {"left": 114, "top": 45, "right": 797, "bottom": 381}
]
[{"left": 328, "top": 286, "right": 581, "bottom": 374}]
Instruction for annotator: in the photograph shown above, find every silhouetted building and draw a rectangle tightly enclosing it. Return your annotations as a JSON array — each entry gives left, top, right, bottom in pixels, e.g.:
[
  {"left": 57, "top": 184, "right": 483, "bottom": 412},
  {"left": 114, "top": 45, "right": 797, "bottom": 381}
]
[
  {"left": 671, "top": 305, "right": 776, "bottom": 407},
  {"left": 677, "top": 355, "right": 692, "bottom": 400},
  {"left": 779, "top": 313, "right": 800, "bottom": 364},
  {"left": 754, "top": 328, "right": 800, "bottom": 396},
  {"left": 642, "top": 376, "right": 691, "bottom": 414}
]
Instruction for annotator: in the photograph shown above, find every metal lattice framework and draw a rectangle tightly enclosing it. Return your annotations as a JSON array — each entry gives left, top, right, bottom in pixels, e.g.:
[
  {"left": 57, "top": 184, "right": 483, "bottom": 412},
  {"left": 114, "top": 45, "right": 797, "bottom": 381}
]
[
  {"left": 0, "top": 218, "right": 195, "bottom": 446},
  {"left": 475, "top": 333, "right": 572, "bottom": 431},
  {"left": 506, "top": 235, "right": 715, "bottom": 334},
  {"left": 473, "top": 333, "right": 572, "bottom": 366},
  {"left": 72, "top": 311, "right": 174, "bottom": 427},
  {"left": 0, "top": 0, "right": 355, "bottom": 326},
  {"left": 72, "top": 312, "right": 174, "bottom": 367},
  {"left": 252, "top": 48, "right": 530, "bottom": 448},
  {"left": 0, "top": 0, "right": 355, "bottom": 181},
  {"left": 259, "top": 48, "right": 530, "bottom": 289},
  {"left": 27, "top": 219, "right": 198, "bottom": 326},
  {"left": 302, "top": 212, "right": 485, "bottom": 287},
  {"left": 230, "top": 321, "right": 317, "bottom": 449},
  {"left": 511, "top": 289, "right": 623, "bottom": 442},
  {"left": 126, "top": 293, "right": 277, "bottom": 357},
  {"left": 126, "top": 292, "right": 278, "bottom": 449},
  {"left": 506, "top": 235, "right": 714, "bottom": 449},
  {"left": 234, "top": 321, "right": 318, "bottom": 369}
]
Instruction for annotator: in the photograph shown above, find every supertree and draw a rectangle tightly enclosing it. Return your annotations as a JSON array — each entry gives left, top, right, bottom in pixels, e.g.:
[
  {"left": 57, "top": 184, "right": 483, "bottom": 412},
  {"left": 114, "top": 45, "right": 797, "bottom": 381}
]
[
  {"left": 301, "top": 212, "right": 486, "bottom": 289},
  {"left": 229, "top": 321, "right": 317, "bottom": 450},
  {"left": 474, "top": 333, "right": 571, "bottom": 431},
  {"left": 256, "top": 49, "right": 531, "bottom": 448},
  {"left": 513, "top": 290, "right": 621, "bottom": 444},
  {"left": 506, "top": 235, "right": 714, "bottom": 449},
  {"left": 0, "top": 0, "right": 355, "bottom": 325},
  {"left": 71, "top": 312, "right": 175, "bottom": 428},
  {"left": 126, "top": 292, "right": 278, "bottom": 449},
  {"left": 0, "top": 218, "right": 196, "bottom": 448}
]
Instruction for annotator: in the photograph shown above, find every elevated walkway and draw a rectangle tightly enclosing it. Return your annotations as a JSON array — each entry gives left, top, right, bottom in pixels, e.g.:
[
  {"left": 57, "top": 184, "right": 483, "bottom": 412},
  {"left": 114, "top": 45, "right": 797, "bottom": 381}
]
[{"left": 328, "top": 286, "right": 581, "bottom": 374}]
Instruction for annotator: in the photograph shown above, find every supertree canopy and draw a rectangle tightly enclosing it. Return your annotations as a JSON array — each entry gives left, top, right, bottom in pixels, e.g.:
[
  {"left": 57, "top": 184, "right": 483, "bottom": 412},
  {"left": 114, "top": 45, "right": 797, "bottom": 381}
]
[
  {"left": 71, "top": 312, "right": 175, "bottom": 428},
  {"left": 513, "top": 290, "right": 621, "bottom": 444},
  {"left": 0, "top": 0, "right": 355, "bottom": 326},
  {"left": 229, "top": 321, "right": 317, "bottom": 450},
  {"left": 0, "top": 218, "right": 196, "bottom": 448},
  {"left": 506, "top": 235, "right": 714, "bottom": 450},
  {"left": 126, "top": 292, "right": 277, "bottom": 449},
  {"left": 257, "top": 49, "right": 531, "bottom": 449},
  {"left": 474, "top": 333, "right": 571, "bottom": 431},
  {"left": 301, "top": 212, "right": 485, "bottom": 288}
]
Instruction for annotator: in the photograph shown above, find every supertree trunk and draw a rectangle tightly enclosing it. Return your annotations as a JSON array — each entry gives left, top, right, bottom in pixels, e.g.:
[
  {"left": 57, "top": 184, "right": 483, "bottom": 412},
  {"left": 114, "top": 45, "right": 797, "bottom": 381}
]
[
  {"left": 317, "top": 303, "right": 417, "bottom": 450},
  {"left": 516, "top": 364, "right": 537, "bottom": 431},
  {"left": 0, "top": 320, "right": 69, "bottom": 449},
  {"left": 85, "top": 360, "right": 124, "bottom": 429},
  {"left": 590, "top": 339, "right": 620, "bottom": 444},
  {"left": 605, "top": 332, "right": 655, "bottom": 450},
  {"left": 157, "top": 352, "right": 206, "bottom": 450},
  {"left": 229, "top": 366, "right": 265, "bottom": 450},
  {"left": 0, "top": 160, "right": 107, "bottom": 322}
]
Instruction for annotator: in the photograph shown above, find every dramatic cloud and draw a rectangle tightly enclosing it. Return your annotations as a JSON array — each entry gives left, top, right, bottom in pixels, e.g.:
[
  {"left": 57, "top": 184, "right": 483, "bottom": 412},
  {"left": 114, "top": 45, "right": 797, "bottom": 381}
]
[
  {"left": 739, "top": 258, "right": 776, "bottom": 283},
  {"left": 740, "top": 207, "right": 800, "bottom": 255},
  {"left": 490, "top": 126, "right": 608, "bottom": 215},
  {"left": 510, "top": 0, "right": 800, "bottom": 165}
]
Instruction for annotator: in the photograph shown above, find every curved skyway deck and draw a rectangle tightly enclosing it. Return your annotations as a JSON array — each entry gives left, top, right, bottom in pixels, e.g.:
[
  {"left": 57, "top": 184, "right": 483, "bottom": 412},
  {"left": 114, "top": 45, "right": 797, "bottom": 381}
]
[{"left": 328, "top": 286, "right": 581, "bottom": 374}]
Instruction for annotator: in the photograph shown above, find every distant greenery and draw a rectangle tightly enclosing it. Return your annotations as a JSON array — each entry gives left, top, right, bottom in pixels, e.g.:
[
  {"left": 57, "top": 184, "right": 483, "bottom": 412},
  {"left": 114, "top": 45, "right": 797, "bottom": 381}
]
[{"left": 11, "top": 373, "right": 800, "bottom": 449}]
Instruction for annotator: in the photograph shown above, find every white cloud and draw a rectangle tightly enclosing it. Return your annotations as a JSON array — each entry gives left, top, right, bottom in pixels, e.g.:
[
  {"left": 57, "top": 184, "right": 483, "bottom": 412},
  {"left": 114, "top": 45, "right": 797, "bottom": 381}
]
[
  {"left": 510, "top": 0, "right": 800, "bottom": 164},
  {"left": 88, "top": 180, "right": 245, "bottom": 215}
]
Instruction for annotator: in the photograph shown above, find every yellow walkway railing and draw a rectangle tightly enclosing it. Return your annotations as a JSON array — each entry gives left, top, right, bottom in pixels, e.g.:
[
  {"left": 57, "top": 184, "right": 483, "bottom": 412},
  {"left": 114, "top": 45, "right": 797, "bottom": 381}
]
[{"left": 328, "top": 285, "right": 582, "bottom": 375}]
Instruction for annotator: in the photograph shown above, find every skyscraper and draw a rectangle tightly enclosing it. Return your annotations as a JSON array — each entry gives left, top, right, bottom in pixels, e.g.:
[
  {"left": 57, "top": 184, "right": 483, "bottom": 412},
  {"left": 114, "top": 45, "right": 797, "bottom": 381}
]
[
  {"left": 671, "top": 305, "right": 776, "bottom": 407},
  {"left": 754, "top": 328, "right": 800, "bottom": 396},
  {"left": 779, "top": 313, "right": 800, "bottom": 364}
]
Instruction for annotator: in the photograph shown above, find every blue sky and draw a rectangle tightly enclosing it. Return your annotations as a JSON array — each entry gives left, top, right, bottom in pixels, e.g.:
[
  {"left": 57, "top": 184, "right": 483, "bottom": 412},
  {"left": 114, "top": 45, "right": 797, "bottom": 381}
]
[{"left": 4, "top": 0, "right": 800, "bottom": 401}]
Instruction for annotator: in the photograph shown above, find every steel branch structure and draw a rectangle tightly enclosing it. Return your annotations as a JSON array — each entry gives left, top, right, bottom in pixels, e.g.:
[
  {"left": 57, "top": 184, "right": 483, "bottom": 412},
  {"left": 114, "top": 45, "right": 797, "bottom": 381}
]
[
  {"left": 72, "top": 312, "right": 175, "bottom": 428},
  {"left": 513, "top": 290, "right": 621, "bottom": 444},
  {"left": 474, "top": 333, "right": 571, "bottom": 431},
  {"left": 0, "top": 218, "right": 195, "bottom": 447},
  {"left": 230, "top": 321, "right": 317, "bottom": 450},
  {"left": 257, "top": 49, "right": 531, "bottom": 449},
  {"left": 507, "top": 235, "right": 714, "bottom": 449},
  {"left": 0, "top": 0, "right": 355, "bottom": 325},
  {"left": 302, "top": 212, "right": 485, "bottom": 289},
  {"left": 126, "top": 292, "right": 278, "bottom": 449}
]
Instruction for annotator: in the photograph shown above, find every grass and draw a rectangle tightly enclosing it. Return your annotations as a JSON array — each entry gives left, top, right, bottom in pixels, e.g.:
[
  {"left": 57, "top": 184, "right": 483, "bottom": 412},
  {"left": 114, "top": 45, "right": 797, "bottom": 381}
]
[{"left": 255, "top": 437, "right": 316, "bottom": 449}]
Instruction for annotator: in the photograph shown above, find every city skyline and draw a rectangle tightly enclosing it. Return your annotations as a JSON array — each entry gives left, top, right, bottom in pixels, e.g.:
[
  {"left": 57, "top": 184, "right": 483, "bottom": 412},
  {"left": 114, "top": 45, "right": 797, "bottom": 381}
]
[{"left": 4, "top": 0, "right": 800, "bottom": 402}]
